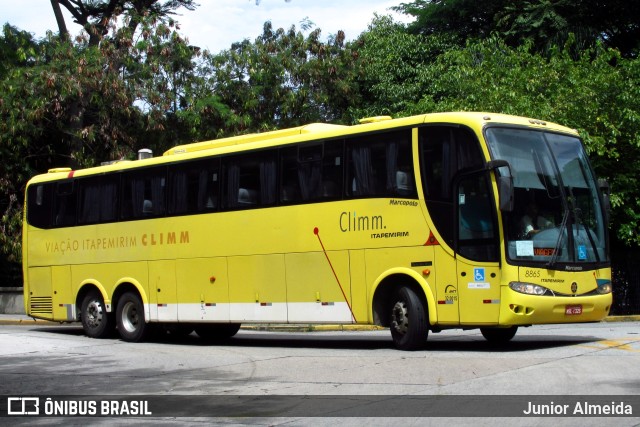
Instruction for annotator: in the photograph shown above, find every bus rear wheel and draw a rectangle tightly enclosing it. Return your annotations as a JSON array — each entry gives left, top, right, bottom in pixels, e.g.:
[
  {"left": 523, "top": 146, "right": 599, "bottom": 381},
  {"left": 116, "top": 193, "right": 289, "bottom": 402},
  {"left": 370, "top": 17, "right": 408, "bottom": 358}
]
[
  {"left": 80, "top": 291, "right": 114, "bottom": 338},
  {"left": 389, "top": 286, "right": 428, "bottom": 351},
  {"left": 480, "top": 326, "right": 518, "bottom": 344},
  {"left": 116, "top": 292, "right": 149, "bottom": 342}
]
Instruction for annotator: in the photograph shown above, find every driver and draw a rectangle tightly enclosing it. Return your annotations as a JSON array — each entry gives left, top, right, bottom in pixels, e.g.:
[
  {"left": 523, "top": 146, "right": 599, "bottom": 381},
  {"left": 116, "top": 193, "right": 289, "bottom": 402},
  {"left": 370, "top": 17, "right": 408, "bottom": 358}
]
[{"left": 521, "top": 202, "right": 553, "bottom": 238}]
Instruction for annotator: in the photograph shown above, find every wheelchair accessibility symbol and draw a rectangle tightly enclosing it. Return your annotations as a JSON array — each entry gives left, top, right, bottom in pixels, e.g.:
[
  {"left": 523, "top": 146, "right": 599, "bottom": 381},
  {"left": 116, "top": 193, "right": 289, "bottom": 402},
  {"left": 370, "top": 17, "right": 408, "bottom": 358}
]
[
  {"left": 474, "top": 268, "right": 485, "bottom": 282},
  {"left": 578, "top": 245, "right": 587, "bottom": 260}
]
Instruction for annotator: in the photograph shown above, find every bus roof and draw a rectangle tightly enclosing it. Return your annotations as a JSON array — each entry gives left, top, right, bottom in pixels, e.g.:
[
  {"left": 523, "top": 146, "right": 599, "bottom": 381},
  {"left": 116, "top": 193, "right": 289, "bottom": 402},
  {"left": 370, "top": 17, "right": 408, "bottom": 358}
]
[
  {"left": 163, "top": 123, "right": 348, "bottom": 156},
  {"left": 28, "top": 112, "right": 578, "bottom": 184},
  {"left": 163, "top": 112, "right": 577, "bottom": 157}
]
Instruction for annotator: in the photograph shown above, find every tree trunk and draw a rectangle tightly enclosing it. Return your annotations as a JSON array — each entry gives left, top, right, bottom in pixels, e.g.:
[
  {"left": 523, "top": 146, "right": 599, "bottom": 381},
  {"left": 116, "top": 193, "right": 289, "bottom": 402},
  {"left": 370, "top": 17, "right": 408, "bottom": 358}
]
[{"left": 50, "top": 0, "right": 69, "bottom": 40}]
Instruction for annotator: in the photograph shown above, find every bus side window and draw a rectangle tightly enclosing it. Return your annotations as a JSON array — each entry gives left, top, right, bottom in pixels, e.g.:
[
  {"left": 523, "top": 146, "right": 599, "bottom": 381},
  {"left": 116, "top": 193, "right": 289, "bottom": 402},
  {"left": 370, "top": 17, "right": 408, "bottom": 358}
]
[
  {"left": 168, "top": 167, "right": 189, "bottom": 214},
  {"left": 347, "top": 130, "right": 415, "bottom": 198},
  {"left": 280, "top": 140, "right": 344, "bottom": 204},
  {"left": 121, "top": 168, "right": 166, "bottom": 220},
  {"left": 78, "top": 176, "right": 118, "bottom": 225},
  {"left": 224, "top": 151, "right": 277, "bottom": 209},
  {"left": 322, "top": 140, "right": 343, "bottom": 199},
  {"left": 457, "top": 174, "right": 499, "bottom": 261},
  {"left": 54, "top": 181, "right": 77, "bottom": 227},
  {"left": 198, "top": 169, "right": 219, "bottom": 211},
  {"left": 168, "top": 159, "right": 219, "bottom": 215},
  {"left": 348, "top": 141, "right": 375, "bottom": 196},
  {"left": 280, "top": 146, "right": 307, "bottom": 203},
  {"left": 392, "top": 136, "right": 416, "bottom": 197},
  {"left": 27, "top": 183, "right": 54, "bottom": 229}
]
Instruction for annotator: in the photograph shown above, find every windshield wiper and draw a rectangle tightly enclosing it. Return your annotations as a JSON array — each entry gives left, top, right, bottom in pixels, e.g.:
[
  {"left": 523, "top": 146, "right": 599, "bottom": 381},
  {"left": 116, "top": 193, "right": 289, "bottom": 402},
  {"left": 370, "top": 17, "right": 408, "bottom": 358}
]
[
  {"left": 533, "top": 150, "right": 559, "bottom": 199},
  {"left": 548, "top": 184, "right": 576, "bottom": 268},
  {"left": 547, "top": 186, "right": 601, "bottom": 267},
  {"left": 547, "top": 207, "right": 569, "bottom": 268}
]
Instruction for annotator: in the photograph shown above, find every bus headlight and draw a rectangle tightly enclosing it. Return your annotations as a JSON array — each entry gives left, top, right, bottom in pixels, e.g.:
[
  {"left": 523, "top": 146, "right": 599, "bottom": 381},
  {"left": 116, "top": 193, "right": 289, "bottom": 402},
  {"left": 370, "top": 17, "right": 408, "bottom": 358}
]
[
  {"left": 509, "top": 282, "right": 550, "bottom": 296},
  {"left": 596, "top": 280, "right": 612, "bottom": 294}
]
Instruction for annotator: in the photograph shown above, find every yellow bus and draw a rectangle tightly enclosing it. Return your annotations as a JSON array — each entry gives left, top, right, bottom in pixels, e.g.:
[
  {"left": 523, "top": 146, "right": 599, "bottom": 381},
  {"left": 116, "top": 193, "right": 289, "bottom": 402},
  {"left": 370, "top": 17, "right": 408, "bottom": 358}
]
[{"left": 22, "top": 112, "right": 612, "bottom": 350}]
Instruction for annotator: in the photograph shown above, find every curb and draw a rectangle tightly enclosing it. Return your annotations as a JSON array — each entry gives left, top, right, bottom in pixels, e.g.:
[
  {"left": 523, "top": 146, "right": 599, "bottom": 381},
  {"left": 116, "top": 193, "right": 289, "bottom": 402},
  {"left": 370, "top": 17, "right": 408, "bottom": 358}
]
[
  {"left": 0, "top": 317, "right": 57, "bottom": 326},
  {"left": 602, "top": 315, "right": 640, "bottom": 323}
]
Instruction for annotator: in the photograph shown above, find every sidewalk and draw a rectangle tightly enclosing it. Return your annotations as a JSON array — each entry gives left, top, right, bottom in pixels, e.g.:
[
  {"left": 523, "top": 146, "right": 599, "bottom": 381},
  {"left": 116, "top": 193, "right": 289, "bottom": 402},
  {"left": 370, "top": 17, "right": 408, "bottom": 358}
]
[{"left": 0, "top": 314, "right": 56, "bottom": 325}]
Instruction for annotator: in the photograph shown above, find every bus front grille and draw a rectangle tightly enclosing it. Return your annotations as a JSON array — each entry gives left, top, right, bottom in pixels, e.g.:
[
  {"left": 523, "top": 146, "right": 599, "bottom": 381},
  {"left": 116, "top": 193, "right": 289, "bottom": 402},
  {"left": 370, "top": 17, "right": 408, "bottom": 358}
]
[{"left": 30, "top": 297, "right": 53, "bottom": 315}]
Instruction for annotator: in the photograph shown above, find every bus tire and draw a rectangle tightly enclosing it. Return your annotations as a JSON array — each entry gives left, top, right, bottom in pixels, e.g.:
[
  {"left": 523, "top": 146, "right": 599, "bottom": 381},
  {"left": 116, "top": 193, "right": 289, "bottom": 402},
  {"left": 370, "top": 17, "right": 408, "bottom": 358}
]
[
  {"left": 481, "top": 326, "right": 518, "bottom": 344},
  {"left": 80, "top": 291, "right": 114, "bottom": 339},
  {"left": 390, "top": 286, "right": 428, "bottom": 351},
  {"left": 195, "top": 323, "right": 241, "bottom": 342},
  {"left": 116, "top": 292, "right": 149, "bottom": 342}
]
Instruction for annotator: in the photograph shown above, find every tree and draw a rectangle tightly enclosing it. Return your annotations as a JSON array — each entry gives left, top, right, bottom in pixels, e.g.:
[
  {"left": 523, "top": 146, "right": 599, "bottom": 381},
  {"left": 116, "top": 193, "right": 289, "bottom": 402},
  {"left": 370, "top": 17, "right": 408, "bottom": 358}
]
[
  {"left": 200, "top": 21, "right": 359, "bottom": 136},
  {"left": 395, "top": 0, "right": 640, "bottom": 57},
  {"left": 41, "top": 1, "right": 200, "bottom": 160},
  {"left": 0, "top": 25, "right": 39, "bottom": 79},
  {"left": 0, "top": 26, "right": 44, "bottom": 278},
  {"left": 117, "top": 13, "right": 209, "bottom": 152},
  {"left": 0, "top": 34, "right": 141, "bottom": 269},
  {"left": 413, "top": 38, "right": 640, "bottom": 245},
  {"left": 394, "top": 0, "right": 511, "bottom": 42},
  {"left": 348, "top": 15, "right": 457, "bottom": 119},
  {"left": 50, "top": 0, "right": 197, "bottom": 46},
  {"left": 0, "top": 3, "right": 203, "bottom": 280}
]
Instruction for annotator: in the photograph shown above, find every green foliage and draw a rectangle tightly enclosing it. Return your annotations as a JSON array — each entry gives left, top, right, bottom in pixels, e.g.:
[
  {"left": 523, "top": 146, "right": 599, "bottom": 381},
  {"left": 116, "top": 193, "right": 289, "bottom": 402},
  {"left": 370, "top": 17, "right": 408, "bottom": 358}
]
[
  {"left": 395, "top": 0, "right": 509, "bottom": 41},
  {"left": 0, "top": 33, "right": 139, "bottom": 261},
  {"left": 349, "top": 15, "right": 457, "bottom": 119},
  {"left": 418, "top": 38, "right": 640, "bottom": 245},
  {"left": 0, "top": 5, "right": 203, "bottom": 266},
  {"left": 396, "top": 0, "right": 640, "bottom": 57},
  {"left": 112, "top": 14, "right": 208, "bottom": 152},
  {"left": 0, "top": 25, "right": 39, "bottom": 79},
  {"left": 202, "top": 21, "right": 360, "bottom": 135}
]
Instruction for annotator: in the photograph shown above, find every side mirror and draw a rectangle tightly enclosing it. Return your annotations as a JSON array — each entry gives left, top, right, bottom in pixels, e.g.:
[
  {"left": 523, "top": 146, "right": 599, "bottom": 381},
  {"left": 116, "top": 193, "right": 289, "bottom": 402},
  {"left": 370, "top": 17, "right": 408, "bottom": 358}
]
[
  {"left": 486, "top": 160, "right": 514, "bottom": 212},
  {"left": 485, "top": 159, "right": 510, "bottom": 170},
  {"left": 497, "top": 175, "right": 514, "bottom": 212}
]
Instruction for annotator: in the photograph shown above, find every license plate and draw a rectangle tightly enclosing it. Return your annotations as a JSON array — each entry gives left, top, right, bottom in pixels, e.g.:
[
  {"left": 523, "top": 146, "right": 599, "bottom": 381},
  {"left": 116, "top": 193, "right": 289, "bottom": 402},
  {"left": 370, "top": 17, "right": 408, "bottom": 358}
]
[{"left": 565, "top": 305, "right": 582, "bottom": 315}]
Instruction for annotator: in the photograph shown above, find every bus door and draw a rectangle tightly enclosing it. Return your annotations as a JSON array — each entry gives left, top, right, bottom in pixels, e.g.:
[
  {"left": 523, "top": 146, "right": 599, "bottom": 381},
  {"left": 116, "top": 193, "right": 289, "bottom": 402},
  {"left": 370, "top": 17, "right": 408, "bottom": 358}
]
[
  {"left": 419, "top": 124, "right": 499, "bottom": 325},
  {"left": 455, "top": 173, "right": 501, "bottom": 324}
]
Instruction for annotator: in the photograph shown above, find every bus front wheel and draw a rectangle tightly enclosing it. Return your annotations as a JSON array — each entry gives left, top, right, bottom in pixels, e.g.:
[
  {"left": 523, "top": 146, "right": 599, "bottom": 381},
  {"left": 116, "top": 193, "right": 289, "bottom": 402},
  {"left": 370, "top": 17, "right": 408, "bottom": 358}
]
[
  {"left": 116, "top": 292, "right": 149, "bottom": 342},
  {"left": 389, "top": 286, "right": 428, "bottom": 351},
  {"left": 80, "top": 291, "right": 114, "bottom": 339}
]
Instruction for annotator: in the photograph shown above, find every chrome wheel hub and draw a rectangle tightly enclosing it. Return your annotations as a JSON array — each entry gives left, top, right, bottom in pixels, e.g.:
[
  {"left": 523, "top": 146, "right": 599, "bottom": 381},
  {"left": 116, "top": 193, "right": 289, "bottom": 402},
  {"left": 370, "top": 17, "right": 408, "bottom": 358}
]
[
  {"left": 391, "top": 301, "right": 409, "bottom": 335},
  {"left": 86, "top": 300, "right": 103, "bottom": 328},
  {"left": 121, "top": 301, "right": 140, "bottom": 333}
]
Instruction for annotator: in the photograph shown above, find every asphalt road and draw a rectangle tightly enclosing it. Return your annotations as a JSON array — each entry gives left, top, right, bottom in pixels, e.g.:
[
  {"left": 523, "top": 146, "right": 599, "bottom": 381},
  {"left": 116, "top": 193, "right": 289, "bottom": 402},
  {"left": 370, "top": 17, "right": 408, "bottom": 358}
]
[{"left": 0, "top": 320, "right": 639, "bottom": 425}]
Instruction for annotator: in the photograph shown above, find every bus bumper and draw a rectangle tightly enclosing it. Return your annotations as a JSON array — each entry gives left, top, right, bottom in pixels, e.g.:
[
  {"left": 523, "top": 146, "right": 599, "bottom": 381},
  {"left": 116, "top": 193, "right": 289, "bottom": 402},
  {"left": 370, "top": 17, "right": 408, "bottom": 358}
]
[{"left": 499, "top": 287, "right": 613, "bottom": 325}]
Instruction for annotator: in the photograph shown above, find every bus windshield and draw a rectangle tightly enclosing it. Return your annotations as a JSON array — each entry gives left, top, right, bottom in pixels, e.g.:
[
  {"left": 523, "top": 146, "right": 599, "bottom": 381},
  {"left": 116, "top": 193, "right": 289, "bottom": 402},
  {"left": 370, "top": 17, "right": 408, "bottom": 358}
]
[{"left": 485, "top": 127, "right": 608, "bottom": 266}]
